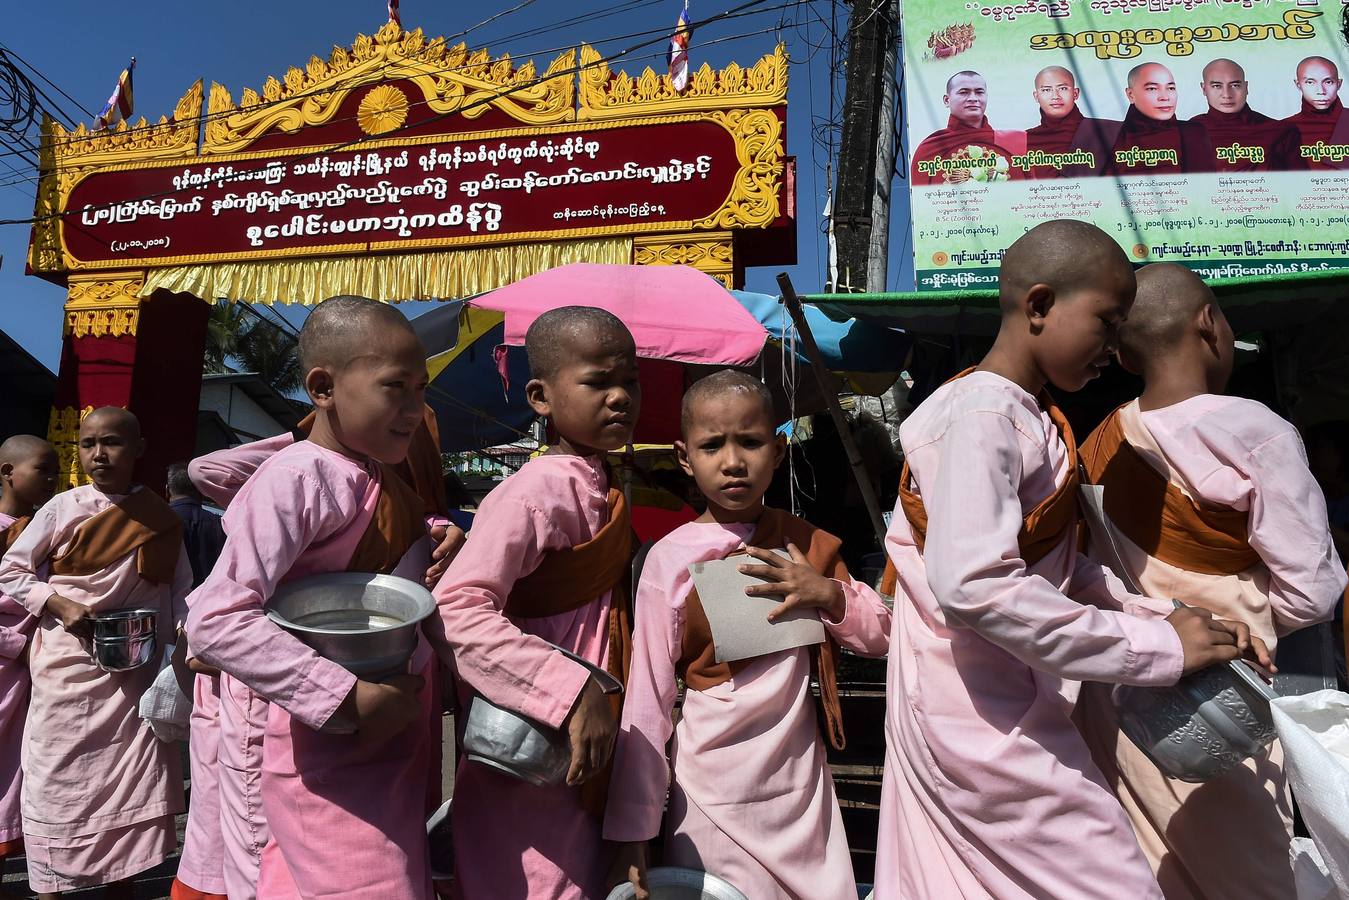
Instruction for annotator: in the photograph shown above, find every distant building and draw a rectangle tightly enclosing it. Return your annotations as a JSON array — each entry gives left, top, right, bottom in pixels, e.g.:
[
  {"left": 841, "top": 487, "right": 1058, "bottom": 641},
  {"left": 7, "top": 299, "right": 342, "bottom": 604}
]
[
  {"left": 0, "top": 329, "right": 57, "bottom": 443},
  {"left": 196, "top": 372, "right": 308, "bottom": 453}
]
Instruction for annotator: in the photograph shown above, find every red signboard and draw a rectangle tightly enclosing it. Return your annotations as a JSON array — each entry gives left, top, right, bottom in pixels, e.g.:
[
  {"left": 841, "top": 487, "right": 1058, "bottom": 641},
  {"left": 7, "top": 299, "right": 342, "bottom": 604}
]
[{"left": 62, "top": 116, "right": 750, "bottom": 265}]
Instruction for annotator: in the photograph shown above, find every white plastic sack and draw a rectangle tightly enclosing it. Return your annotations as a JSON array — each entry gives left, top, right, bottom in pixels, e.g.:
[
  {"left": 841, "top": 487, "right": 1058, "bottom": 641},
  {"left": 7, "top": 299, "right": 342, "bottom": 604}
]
[
  {"left": 137, "top": 644, "right": 192, "bottom": 743},
  {"left": 1271, "top": 690, "right": 1349, "bottom": 898},
  {"left": 1292, "top": 837, "right": 1336, "bottom": 900}
]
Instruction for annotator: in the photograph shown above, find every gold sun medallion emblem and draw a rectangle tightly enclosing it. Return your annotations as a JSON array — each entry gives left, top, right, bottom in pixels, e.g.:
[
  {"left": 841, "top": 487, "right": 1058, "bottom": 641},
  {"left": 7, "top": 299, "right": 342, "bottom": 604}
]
[{"left": 357, "top": 85, "right": 410, "bottom": 136}]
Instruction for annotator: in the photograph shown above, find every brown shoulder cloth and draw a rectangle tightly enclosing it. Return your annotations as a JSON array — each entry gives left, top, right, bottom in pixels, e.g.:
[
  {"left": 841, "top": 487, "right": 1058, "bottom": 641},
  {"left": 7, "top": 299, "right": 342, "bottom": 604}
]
[{"left": 49, "top": 489, "right": 183, "bottom": 584}]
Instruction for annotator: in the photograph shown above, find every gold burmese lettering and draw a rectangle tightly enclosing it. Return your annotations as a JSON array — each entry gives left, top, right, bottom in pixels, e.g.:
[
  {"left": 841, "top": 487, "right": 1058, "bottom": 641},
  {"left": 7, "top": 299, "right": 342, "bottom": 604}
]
[{"left": 1029, "top": 10, "right": 1320, "bottom": 60}]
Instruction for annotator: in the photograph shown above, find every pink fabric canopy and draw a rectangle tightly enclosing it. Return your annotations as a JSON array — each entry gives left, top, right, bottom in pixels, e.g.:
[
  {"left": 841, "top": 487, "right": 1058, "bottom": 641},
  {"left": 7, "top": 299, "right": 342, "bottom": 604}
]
[{"left": 471, "top": 263, "right": 769, "bottom": 366}]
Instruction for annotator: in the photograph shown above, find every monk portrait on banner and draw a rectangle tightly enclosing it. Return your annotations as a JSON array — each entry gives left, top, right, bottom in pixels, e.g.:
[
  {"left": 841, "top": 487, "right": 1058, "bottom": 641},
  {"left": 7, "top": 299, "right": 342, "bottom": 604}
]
[
  {"left": 1022, "top": 65, "right": 1120, "bottom": 178},
  {"left": 1106, "top": 62, "right": 1215, "bottom": 177},
  {"left": 910, "top": 70, "right": 1026, "bottom": 185},
  {"left": 1283, "top": 56, "right": 1348, "bottom": 170},
  {"left": 1189, "top": 59, "right": 1304, "bottom": 172}
]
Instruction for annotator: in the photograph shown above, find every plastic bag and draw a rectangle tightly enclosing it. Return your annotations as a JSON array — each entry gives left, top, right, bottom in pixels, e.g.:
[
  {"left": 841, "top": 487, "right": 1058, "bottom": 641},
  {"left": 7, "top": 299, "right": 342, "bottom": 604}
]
[
  {"left": 1271, "top": 690, "right": 1349, "bottom": 898},
  {"left": 137, "top": 643, "right": 192, "bottom": 743}
]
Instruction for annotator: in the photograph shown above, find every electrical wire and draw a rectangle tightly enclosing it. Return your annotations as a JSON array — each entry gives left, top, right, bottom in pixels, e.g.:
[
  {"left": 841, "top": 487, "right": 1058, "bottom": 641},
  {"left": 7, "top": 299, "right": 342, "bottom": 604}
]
[
  {"left": 0, "top": 0, "right": 796, "bottom": 166},
  {"left": 0, "top": 0, "right": 789, "bottom": 222}
]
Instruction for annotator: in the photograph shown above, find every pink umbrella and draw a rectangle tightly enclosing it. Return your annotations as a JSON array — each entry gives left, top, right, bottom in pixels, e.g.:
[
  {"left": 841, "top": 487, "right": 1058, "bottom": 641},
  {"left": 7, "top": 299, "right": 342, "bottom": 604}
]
[{"left": 474, "top": 263, "right": 769, "bottom": 367}]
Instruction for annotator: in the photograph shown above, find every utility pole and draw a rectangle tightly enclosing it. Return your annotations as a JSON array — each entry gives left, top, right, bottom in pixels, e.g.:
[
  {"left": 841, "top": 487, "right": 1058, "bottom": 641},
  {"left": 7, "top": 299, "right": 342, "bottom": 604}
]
[{"left": 831, "top": 0, "right": 901, "bottom": 293}]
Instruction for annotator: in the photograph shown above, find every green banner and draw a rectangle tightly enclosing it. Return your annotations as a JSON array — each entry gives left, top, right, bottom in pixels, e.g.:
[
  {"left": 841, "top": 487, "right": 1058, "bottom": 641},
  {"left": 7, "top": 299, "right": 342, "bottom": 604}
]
[{"left": 901, "top": 1, "right": 1349, "bottom": 290}]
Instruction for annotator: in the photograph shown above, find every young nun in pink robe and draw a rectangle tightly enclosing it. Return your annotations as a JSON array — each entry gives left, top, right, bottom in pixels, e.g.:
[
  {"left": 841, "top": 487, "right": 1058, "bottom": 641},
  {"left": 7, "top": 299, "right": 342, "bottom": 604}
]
[
  {"left": 1076, "top": 263, "right": 1347, "bottom": 900},
  {"left": 873, "top": 222, "right": 1271, "bottom": 900},
  {"left": 605, "top": 371, "right": 891, "bottom": 900},
  {"left": 0, "top": 410, "right": 193, "bottom": 898},
  {"left": 181, "top": 409, "right": 456, "bottom": 900},
  {"left": 429, "top": 306, "right": 642, "bottom": 900},
  {"left": 0, "top": 512, "right": 34, "bottom": 866},
  {"left": 0, "top": 435, "right": 58, "bottom": 872},
  {"left": 186, "top": 296, "right": 437, "bottom": 900}
]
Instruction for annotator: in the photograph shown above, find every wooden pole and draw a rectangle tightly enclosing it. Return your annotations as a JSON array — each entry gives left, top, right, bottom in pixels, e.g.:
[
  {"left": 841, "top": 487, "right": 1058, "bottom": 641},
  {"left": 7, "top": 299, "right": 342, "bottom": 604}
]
[{"left": 777, "top": 273, "right": 890, "bottom": 548}]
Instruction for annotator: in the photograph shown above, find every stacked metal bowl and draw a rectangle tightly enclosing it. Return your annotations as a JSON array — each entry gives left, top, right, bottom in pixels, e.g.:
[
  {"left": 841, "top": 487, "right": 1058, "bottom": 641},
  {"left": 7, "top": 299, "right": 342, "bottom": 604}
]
[{"left": 89, "top": 608, "right": 158, "bottom": 672}]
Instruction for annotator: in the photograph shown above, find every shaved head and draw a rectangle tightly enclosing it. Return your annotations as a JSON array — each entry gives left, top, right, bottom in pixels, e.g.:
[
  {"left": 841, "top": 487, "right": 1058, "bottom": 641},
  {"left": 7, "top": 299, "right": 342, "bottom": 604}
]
[
  {"left": 681, "top": 369, "right": 774, "bottom": 435},
  {"left": 946, "top": 70, "right": 983, "bottom": 93},
  {"left": 0, "top": 434, "right": 54, "bottom": 467},
  {"left": 1297, "top": 56, "right": 1343, "bottom": 109},
  {"left": 999, "top": 220, "right": 1132, "bottom": 313},
  {"left": 81, "top": 406, "right": 141, "bottom": 440},
  {"left": 298, "top": 295, "right": 418, "bottom": 373},
  {"left": 1202, "top": 58, "right": 1245, "bottom": 82},
  {"left": 525, "top": 306, "right": 634, "bottom": 380},
  {"left": 1035, "top": 66, "right": 1075, "bottom": 88},
  {"left": 1118, "top": 263, "right": 1216, "bottom": 360},
  {"left": 1298, "top": 56, "right": 1341, "bottom": 81},
  {"left": 1127, "top": 62, "right": 1179, "bottom": 120}
]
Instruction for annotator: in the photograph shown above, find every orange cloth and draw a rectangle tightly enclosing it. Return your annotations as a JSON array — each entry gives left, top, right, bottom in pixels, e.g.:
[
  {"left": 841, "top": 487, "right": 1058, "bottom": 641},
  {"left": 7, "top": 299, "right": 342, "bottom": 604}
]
[
  {"left": 503, "top": 484, "right": 635, "bottom": 816},
  {"left": 1081, "top": 404, "right": 1258, "bottom": 576},
  {"left": 169, "top": 877, "right": 228, "bottom": 900},
  {"left": 47, "top": 489, "right": 182, "bottom": 584},
  {"left": 347, "top": 462, "right": 428, "bottom": 574},
  {"left": 882, "top": 368, "right": 1081, "bottom": 591},
  {"left": 0, "top": 516, "right": 30, "bottom": 553},
  {"left": 678, "top": 508, "right": 849, "bottom": 751}
]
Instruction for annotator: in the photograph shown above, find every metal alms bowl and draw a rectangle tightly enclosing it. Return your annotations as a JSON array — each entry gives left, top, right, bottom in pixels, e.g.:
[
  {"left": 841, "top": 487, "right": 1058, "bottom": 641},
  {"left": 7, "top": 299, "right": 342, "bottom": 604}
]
[
  {"left": 604, "top": 867, "right": 749, "bottom": 900},
  {"left": 462, "top": 643, "right": 623, "bottom": 787},
  {"left": 265, "top": 573, "right": 435, "bottom": 679},
  {"left": 92, "top": 633, "right": 157, "bottom": 672},
  {"left": 1114, "top": 657, "right": 1279, "bottom": 783},
  {"left": 90, "top": 607, "right": 158, "bottom": 640}
]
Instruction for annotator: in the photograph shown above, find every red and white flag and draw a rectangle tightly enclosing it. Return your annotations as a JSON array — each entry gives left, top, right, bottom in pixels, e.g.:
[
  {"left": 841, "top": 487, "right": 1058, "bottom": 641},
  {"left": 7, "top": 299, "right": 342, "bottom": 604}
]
[
  {"left": 388, "top": 0, "right": 401, "bottom": 27},
  {"left": 667, "top": 1, "right": 692, "bottom": 93},
  {"left": 93, "top": 57, "right": 135, "bottom": 131}
]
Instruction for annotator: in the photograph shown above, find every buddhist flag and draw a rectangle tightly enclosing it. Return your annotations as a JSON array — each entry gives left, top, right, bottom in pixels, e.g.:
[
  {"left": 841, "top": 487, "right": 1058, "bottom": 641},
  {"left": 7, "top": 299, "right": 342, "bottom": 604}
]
[
  {"left": 388, "top": 0, "right": 401, "bottom": 26},
  {"left": 93, "top": 57, "right": 135, "bottom": 131},
  {"left": 668, "top": 1, "right": 692, "bottom": 93}
]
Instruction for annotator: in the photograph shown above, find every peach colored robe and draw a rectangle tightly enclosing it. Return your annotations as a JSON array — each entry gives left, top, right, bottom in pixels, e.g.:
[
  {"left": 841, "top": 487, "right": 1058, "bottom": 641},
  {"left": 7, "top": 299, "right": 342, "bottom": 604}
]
[
  {"left": 0, "top": 486, "right": 192, "bottom": 892},
  {"left": 429, "top": 453, "right": 614, "bottom": 900},
  {"left": 874, "top": 371, "right": 1186, "bottom": 900},
  {"left": 604, "top": 518, "right": 891, "bottom": 900},
  {"left": 0, "top": 511, "right": 35, "bottom": 851},
  {"left": 175, "top": 670, "right": 226, "bottom": 896},
  {"left": 186, "top": 440, "right": 435, "bottom": 900},
  {"left": 1078, "top": 396, "right": 1347, "bottom": 900}
]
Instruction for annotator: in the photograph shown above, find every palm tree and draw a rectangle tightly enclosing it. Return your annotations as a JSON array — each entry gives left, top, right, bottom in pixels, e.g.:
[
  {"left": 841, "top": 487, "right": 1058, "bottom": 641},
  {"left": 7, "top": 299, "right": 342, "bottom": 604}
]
[{"left": 203, "top": 301, "right": 303, "bottom": 396}]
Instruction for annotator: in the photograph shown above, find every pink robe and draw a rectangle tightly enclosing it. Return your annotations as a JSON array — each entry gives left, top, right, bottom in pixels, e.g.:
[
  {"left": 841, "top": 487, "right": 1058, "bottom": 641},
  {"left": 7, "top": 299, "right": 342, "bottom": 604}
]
[
  {"left": 175, "top": 670, "right": 226, "bottom": 896},
  {"left": 0, "top": 511, "right": 36, "bottom": 852},
  {"left": 603, "top": 519, "right": 891, "bottom": 900},
  {"left": 1078, "top": 396, "right": 1347, "bottom": 900},
  {"left": 186, "top": 440, "right": 435, "bottom": 900},
  {"left": 0, "top": 486, "right": 192, "bottom": 893},
  {"left": 429, "top": 453, "right": 615, "bottom": 900},
  {"left": 874, "top": 371, "right": 1186, "bottom": 900}
]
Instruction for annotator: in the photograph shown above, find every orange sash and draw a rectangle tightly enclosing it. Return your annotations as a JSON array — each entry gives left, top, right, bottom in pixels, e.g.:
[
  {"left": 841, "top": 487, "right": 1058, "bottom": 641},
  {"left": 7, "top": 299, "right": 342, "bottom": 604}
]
[
  {"left": 1080, "top": 404, "right": 1259, "bottom": 576},
  {"left": 503, "top": 485, "right": 635, "bottom": 816},
  {"left": 679, "top": 508, "right": 849, "bottom": 751},
  {"left": 48, "top": 489, "right": 183, "bottom": 584},
  {"left": 881, "top": 369, "right": 1080, "bottom": 595},
  {"left": 347, "top": 462, "right": 428, "bottom": 575},
  {"left": 0, "top": 515, "right": 31, "bottom": 554}
]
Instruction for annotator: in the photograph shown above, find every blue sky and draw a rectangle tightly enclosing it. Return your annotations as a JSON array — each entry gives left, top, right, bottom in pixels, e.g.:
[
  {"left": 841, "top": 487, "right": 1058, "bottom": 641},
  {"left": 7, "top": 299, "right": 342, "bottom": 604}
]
[{"left": 0, "top": 0, "right": 914, "bottom": 372}]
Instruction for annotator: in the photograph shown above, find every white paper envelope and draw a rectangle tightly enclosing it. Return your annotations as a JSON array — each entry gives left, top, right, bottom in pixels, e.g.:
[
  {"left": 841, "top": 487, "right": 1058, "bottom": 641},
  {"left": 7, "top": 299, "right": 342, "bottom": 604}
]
[{"left": 689, "top": 549, "right": 826, "bottom": 664}]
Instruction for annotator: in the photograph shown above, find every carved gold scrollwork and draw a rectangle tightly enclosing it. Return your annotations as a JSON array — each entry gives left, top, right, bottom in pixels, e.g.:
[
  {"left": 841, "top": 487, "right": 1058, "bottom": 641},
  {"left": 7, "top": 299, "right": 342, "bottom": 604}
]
[
  {"left": 47, "top": 81, "right": 203, "bottom": 166},
  {"left": 578, "top": 43, "right": 787, "bottom": 121},
  {"left": 695, "top": 109, "right": 783, "bottom": 230},
  {"left": 633, "top": 232, "right": 735, "bottom": 288},
  {"left": 204, "top": 22, "right": 575, "bottom": 153},
  {"left": 47, "top": 406, "right": 95, "bottom": 491},
  {"left": 63, "top": 274, "right": 145, "bottom": 337}
]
